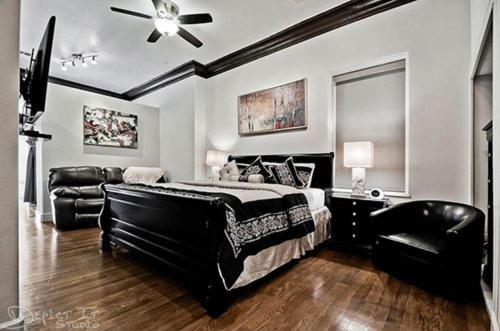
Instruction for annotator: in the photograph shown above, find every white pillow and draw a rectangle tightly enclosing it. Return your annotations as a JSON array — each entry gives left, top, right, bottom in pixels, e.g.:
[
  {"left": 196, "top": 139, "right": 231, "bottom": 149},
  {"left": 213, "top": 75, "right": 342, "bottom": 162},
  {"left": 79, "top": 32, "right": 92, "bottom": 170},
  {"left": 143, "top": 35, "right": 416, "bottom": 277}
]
[{"left": 123, "top": 167, "right": 164, "bottom": 185}]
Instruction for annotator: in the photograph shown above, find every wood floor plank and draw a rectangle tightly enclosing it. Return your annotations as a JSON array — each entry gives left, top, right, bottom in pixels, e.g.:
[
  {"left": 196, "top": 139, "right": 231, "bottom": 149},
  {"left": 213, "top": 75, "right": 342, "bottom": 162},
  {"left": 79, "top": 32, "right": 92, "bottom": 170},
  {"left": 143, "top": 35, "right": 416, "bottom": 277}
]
[{"left": 19, "top": 213, "right": 490, "bottom": 330}]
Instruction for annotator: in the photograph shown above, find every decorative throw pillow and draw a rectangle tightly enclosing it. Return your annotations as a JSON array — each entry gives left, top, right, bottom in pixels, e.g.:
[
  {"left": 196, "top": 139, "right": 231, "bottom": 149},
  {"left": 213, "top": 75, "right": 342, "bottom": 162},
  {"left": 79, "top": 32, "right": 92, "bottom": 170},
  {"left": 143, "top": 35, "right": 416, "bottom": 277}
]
[
  {"left": 236, "top": 163, "right": 248, "bottom": 172},
  {"left": 269, "top": 157, "right": 305, "bottom": 188},
  {"left": 219, "top": 160, "right": 240, "bottom": 181},
  {"left": 241, "top": 156, "right": 274, "bottom": 182},
  {"left": 294, "top": 163, "right": 315, "bottom": 188},
  {"left": 228, "top": 174, "right": 265, "bottom": 183}
]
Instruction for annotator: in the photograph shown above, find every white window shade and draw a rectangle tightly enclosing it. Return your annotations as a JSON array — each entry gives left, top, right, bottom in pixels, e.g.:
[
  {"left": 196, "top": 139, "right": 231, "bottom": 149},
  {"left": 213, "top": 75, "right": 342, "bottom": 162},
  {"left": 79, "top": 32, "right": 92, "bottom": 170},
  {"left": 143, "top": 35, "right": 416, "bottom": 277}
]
[{"left": 334, "top": 60, "right": 406, "bottom": 193}]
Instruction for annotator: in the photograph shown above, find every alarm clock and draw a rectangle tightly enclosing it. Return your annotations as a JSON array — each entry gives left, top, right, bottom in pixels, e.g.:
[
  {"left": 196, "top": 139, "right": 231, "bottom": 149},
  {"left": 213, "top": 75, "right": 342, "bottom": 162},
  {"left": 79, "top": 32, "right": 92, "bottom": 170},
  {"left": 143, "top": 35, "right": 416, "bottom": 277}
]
[{"left": 369, "top": 188, "right": 384, "bottom": 200}]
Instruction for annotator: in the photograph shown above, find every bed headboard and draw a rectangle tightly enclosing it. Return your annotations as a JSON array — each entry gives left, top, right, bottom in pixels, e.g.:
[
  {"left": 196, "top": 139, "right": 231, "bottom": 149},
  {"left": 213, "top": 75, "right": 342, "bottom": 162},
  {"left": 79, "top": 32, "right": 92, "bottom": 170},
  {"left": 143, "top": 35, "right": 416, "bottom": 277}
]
[{"left": 228, "top": 152, "right": 334, "bottom": 190}]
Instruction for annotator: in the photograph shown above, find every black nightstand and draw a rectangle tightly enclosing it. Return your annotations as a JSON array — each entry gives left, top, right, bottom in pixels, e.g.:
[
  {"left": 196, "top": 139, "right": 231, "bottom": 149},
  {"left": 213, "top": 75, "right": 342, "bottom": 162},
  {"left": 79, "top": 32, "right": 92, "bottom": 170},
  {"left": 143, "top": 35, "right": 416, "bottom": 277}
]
[{"left": 325, "top": 191, "right": 391, "bottom": 254}]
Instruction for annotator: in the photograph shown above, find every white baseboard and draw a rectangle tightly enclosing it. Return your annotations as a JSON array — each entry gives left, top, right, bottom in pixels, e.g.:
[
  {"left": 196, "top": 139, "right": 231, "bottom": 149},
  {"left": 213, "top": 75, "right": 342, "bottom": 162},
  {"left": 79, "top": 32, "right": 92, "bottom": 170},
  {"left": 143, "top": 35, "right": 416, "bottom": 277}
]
[
  {"left": 35, "top": 210, "right": 52, "bottom": 223},
  {"left": 481, "top": 281, "right": 499, "bottom": 331}
]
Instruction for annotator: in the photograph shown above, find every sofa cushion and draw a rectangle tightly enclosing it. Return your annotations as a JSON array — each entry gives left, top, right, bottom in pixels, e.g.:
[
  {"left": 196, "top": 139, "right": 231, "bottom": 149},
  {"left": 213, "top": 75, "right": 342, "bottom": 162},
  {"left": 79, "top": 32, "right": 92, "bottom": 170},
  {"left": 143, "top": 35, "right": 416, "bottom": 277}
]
[
  {"left": 75, "top": 214, "right": 99, "bottom": 226},
  {"left": 75, "top": 198, "right": 104, "bottom": 214},
  {"left": 51, "top": 187, "right": 80, "bottom": 198},
  {"left": 49, "top": 166, "right": 105, "bottom": 191},
  {"left": 104, "top": 167, "right": 123, "bottom": 184},
  {"left": 75, "top": 186, "right": 103, "bottom": 199},
  {"left": 375, "top": 232, "right": 445, "bottom": 265}
]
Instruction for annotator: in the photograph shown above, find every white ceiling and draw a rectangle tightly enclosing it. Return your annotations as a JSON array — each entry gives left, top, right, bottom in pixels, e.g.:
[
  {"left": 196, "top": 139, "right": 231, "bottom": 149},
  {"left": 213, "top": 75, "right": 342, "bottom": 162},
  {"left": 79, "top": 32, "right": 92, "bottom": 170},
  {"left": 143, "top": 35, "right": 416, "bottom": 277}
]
[{"left": 20, "top": 0, "right": 345, "bottom": 94}]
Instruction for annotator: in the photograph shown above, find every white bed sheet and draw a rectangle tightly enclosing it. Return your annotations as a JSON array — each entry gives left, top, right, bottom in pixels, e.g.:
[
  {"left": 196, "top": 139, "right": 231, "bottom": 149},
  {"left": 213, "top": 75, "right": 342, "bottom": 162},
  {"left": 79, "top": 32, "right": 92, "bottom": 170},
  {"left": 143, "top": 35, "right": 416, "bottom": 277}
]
[
  {"left": 227, "top": 206, "right": 331, "bottom": 290},
  {"left": 302, "top": 188, "right": 325, "bottom": 212}
]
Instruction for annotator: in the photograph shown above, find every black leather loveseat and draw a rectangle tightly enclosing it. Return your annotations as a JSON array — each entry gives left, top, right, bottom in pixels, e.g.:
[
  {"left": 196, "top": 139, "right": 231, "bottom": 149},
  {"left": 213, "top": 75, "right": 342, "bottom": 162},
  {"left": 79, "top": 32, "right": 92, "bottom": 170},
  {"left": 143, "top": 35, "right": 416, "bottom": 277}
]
[
  {"left": 370, "top": 201, "right": 485, "bottom": 296},
  {"left": 48, "top": 166, "right": 123, "bottom": 230}
]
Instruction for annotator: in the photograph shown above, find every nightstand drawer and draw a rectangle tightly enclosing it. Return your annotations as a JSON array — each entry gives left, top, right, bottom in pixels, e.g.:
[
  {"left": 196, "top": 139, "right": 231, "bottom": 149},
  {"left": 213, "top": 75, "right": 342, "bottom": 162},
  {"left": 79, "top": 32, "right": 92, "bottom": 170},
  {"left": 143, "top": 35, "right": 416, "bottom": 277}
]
[{"left": 328, "top": 194, "right": 389, "bottom": 253}]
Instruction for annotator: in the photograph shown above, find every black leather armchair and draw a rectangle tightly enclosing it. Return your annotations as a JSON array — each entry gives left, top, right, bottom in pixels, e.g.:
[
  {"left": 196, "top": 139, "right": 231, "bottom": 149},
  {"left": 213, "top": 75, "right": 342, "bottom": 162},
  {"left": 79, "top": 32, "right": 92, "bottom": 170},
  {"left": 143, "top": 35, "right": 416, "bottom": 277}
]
[
  {"left": 49, "top": 166, "right": 123, "bottom": 230},
  {"left": 370, "top": 201, "right": 485, "bottom": 295}
]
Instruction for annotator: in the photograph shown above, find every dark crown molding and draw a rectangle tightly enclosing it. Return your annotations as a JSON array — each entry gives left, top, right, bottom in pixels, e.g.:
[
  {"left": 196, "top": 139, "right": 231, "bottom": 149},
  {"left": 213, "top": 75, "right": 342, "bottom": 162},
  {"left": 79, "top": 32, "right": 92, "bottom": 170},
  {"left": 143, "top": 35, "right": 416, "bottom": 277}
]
[
  {"left": 20, "top": 68, "right": 130, "bottom": 101},
  {"left": 124, "top": 0, "right": 415, "bottom": 100},
  {"left": 24, "top": 0, "right": 415, "bottom": 101}
]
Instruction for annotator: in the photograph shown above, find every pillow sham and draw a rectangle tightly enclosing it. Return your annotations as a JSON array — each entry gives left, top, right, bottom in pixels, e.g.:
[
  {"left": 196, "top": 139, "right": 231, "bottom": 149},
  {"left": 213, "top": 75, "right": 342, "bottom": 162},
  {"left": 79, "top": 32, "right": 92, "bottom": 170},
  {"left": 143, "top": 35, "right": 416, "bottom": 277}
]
[
  {"left": 263, "top": 161, "right": 315, "bottom": 188},
  {"left": 294, "top": 163, "right": 315, "bottom": 188},
  {"left": 236, "top": 163, "right": 249, "bottom": 172},
  {"left": 241, "top": 156, "right": 274, "bottom": 183},
  {"left": 219, "top": 160, "right": 240, "bottom": 181},
  {"left": 268, "top": 157, "right": 305, "bottom": 188}
]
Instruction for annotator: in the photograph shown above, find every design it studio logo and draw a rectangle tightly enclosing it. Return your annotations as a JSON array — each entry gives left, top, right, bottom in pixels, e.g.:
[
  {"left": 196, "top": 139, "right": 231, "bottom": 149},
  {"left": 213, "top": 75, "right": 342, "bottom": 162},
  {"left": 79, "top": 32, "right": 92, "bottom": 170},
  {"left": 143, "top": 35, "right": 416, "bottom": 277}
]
[{"left": 5, "top": 306, "right": 101, "bottom": 329}]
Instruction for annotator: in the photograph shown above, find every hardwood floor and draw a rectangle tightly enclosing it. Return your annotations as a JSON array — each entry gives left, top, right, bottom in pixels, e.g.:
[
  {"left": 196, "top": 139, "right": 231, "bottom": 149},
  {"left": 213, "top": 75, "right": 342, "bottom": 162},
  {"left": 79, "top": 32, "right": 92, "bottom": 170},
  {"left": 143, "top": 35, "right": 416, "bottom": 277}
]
[{"left": 19, "top": 213, "right": 490, "bottom": 330}]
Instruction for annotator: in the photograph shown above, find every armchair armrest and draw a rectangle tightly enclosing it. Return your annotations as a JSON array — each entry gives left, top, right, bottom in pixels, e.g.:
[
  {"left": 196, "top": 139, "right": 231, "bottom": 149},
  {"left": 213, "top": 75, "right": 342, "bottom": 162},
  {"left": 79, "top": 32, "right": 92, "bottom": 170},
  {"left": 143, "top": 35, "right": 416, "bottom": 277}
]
[
  {"left": 445, "top": 214, "right": 484, "bottom": 244},
  {"left": 370, "top": 202, "right": 415, "bottom": 235},
  {"left": 444, "top": 213, "right": 484, "bottom": 272},
  {"left": 50, "top": 187, "right": 80, "bottom": 199}
]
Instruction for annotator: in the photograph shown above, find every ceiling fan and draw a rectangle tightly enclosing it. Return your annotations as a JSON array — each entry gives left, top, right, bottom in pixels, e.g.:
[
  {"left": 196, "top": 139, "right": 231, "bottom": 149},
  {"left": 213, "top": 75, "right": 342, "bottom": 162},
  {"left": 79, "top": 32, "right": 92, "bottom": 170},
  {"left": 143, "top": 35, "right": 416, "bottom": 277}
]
[{"left": 110, "top": 0, "right": 212, "bottom": 48}]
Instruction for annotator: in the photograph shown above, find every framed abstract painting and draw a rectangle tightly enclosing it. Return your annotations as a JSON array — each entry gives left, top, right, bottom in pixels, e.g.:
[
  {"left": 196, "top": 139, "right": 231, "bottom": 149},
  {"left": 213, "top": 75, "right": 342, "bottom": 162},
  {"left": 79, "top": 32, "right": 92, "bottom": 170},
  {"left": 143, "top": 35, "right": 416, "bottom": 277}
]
[
  {"left": 83, "top": 106, "right": 138, "bottom": 149},
  {"left": 238, "top": 79, "right": 307, "bottom": 136}
]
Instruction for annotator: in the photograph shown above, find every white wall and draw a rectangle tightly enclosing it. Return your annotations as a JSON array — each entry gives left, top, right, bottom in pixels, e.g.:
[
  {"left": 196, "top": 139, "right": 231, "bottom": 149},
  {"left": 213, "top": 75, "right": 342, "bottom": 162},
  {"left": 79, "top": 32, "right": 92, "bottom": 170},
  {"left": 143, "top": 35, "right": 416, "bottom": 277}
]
[
  {"left": 205, "top": 0, "right": 471, "bottom": 202},
  {"left": 137, "top": 76, "right": 207, "bottom": 182},
  {"left": 152, "top": 78, "right": 195, "bottom": 181},
  {"left": 471, "top": 0, "right": 493, "bottom": 57},
  {"left": 36, "top": 83, "right": 160, "bottom": 215},
  {"left": 0, "top": 0, "right": 20, "bottom": 326}
]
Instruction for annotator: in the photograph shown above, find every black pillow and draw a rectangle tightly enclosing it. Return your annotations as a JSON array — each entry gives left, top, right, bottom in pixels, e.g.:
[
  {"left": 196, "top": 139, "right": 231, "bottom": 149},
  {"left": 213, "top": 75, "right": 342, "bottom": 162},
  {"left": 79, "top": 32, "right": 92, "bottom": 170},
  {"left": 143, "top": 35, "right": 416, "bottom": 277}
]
[
  {"left": 269, "top": 157, "right": 305, "bottom": 188},
  {"left": 241, "top": 156, "right": 274, "bottom": 182}
]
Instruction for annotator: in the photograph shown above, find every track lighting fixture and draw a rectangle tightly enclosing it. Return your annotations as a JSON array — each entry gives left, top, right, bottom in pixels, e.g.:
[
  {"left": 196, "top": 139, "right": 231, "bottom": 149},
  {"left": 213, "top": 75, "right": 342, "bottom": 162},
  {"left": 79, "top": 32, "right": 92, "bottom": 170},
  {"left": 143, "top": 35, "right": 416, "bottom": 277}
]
[{"left": 60, "top": 53, "right": 98, "bottom": 71}]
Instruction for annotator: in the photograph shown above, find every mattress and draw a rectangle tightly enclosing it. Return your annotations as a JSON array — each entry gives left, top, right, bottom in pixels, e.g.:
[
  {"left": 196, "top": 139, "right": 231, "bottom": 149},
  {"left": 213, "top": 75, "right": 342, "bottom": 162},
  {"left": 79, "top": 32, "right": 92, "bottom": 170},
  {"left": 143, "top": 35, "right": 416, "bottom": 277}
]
[{"left": 229, "top": 206, "right": 332, "bottom": 290}]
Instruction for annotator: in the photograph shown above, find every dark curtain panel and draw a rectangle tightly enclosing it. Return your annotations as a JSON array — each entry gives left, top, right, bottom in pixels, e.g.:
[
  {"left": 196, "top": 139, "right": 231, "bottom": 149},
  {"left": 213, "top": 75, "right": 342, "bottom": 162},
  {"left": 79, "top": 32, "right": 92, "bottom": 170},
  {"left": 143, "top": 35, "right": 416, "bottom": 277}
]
[{"left": 23, "top": 141, "right": 36, "bottom": 204}]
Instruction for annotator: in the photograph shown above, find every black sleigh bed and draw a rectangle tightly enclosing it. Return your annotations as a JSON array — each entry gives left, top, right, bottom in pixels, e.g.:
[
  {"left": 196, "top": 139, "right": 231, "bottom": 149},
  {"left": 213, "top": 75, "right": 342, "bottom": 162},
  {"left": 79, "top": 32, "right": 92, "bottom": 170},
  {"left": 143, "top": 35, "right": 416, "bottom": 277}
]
[{"left": 98, "top": 152, "right": 334, "bottom": 316}]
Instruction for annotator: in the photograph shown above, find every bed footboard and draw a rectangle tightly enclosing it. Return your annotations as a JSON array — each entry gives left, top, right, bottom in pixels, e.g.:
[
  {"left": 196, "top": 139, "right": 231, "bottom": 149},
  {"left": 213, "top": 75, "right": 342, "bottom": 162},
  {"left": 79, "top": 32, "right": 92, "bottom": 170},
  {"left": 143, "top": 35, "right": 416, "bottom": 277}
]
[{"left": 98, "top": 184, "right": 229, "bottom": 316}]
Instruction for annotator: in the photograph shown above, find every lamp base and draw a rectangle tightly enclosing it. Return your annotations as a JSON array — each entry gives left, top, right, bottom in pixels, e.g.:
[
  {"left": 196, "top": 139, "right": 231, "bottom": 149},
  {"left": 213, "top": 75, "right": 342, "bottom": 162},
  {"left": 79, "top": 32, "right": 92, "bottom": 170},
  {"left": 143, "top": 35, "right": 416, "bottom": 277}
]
[
  {"left": 351, "top": 167, "right": 366, "bottom": 197},
  {"left": 208, "top": 166, "right": 220, "bottom": 181}
]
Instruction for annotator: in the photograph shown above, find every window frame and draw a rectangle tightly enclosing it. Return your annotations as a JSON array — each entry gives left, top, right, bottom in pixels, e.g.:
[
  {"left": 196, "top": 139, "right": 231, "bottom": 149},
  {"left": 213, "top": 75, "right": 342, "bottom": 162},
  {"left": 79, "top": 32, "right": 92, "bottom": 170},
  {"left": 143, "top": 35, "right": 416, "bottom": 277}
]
[{"left": 329, "top": 52, "right": 411, "bottom": 198}]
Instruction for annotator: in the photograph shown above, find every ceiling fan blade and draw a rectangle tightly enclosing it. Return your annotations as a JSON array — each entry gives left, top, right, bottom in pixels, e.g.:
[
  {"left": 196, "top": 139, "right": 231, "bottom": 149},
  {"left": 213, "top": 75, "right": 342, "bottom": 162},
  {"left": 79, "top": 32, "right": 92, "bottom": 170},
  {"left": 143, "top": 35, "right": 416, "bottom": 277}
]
[
  {"left": 147, "top": 29, "right": 163, "bottom": 43},
  {"left": 110, "top": 7, "right": 153, "bottom": 20},
  {"left": 177, "top": 13, "right": 213, "bottom": 25},
  {"left": 177, "top": 27, "right": 203, "bottom": 48},
  {"left": 151, "top": 0, "right": 164, "bottom": 12}
]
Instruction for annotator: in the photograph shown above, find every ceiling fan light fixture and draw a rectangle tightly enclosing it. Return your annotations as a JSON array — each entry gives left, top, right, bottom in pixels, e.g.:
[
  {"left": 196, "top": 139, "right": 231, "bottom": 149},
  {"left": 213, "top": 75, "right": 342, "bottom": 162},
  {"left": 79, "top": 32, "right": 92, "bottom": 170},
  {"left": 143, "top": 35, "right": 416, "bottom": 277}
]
[
  {"left": 155, "top": 17, "right": 179, "bottom": 36},
  {"left": 81, "top": 58, "right": 88, "bottom": 67},
  {"left": 61, "top": 62, "right": 67, "bottom": 71},
  {"left": 91, "top": 56, "right": 97, "bottom": 65}
]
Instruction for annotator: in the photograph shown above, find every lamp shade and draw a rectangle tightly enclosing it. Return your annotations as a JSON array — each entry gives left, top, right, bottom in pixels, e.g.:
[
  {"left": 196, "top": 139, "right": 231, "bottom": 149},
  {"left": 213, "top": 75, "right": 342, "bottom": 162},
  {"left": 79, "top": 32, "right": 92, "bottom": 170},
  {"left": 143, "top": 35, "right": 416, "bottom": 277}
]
[
  {"left": 343, "top": 141, "right": 374, "bottom": 168},
  {"left": 206, "top": 149, "right": 228, "bottom": 167}
]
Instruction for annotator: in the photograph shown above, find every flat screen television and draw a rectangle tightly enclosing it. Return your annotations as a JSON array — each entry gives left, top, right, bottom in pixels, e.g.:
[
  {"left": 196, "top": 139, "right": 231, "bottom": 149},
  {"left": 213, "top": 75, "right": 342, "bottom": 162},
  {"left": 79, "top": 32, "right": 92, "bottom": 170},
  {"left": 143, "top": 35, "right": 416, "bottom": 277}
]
[{"left": 20, "top": 16, "right": 56, "bottom": 127}]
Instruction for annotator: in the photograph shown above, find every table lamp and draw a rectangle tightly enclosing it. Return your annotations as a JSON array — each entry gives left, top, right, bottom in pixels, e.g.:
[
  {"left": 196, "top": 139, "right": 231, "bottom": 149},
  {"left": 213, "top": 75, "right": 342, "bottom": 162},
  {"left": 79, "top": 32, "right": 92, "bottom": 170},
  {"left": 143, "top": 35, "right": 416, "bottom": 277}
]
[
  {"left": 343, "top": 141, "right": 374, "bottom": 197},
  {"left": 206, "top": 149, "right": 228, "bottom": 180}
]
